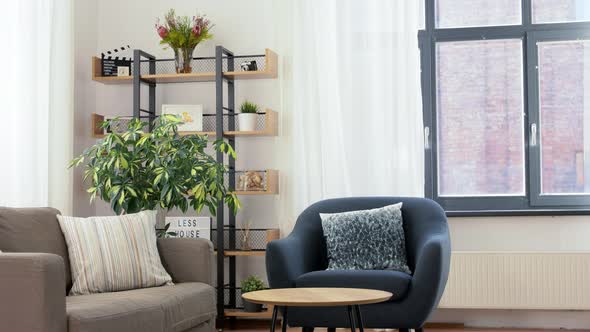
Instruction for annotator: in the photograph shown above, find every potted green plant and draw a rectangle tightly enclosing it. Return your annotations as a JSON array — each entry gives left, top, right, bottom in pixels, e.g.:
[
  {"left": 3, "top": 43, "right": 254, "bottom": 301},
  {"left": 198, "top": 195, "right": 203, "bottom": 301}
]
[
  {"left": 69, "top": 115, "right": 240, "bottom": 230},
  {"left": 241, "top": 275, "right": 265, "bottom": 312},
  {"left": 155, "top": 9, "right": 214, "bottom": 73},
  {"left": 238, "top": 101, "right": 259, "bottom": 131}
]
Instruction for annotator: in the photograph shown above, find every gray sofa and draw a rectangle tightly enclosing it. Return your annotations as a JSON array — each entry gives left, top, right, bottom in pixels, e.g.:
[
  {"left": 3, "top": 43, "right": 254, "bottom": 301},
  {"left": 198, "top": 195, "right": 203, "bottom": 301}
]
[{"left": 0, "top": 207, "right": 216, "bottom": 332}]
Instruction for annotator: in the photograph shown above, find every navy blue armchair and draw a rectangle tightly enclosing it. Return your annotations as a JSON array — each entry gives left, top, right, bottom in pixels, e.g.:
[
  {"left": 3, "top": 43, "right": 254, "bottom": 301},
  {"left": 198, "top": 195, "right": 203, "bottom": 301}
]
[{"left": 266, "top": 197, "right": 450, "bottom": 332}]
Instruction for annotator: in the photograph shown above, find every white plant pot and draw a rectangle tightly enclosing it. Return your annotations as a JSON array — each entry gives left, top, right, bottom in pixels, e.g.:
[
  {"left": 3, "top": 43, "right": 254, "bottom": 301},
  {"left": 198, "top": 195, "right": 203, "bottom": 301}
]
[{"left": 239, "top": 113, "right": 257, "bottom": 131}]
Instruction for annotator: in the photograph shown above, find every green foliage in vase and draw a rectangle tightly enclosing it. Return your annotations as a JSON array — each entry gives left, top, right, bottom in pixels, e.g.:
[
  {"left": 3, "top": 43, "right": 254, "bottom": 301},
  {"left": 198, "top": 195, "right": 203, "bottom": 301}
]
[
  {"left": 239, "top": 101, "right": 259, "bottom": 114},
  {"left": 69, "top": 114, "right": 240, "bottom": 216},
  {"left": 155, "top": 9, "right": 214, "bottom": 50},
  {"left": 240, "top": 275, "right": 265, "bottom": 293}
]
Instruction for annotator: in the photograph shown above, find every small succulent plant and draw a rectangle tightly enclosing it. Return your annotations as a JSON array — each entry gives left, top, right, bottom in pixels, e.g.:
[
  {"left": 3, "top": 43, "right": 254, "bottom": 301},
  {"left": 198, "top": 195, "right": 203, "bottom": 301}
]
[{"left": 241, "top": 275, "right": 265, "bottom": 293}]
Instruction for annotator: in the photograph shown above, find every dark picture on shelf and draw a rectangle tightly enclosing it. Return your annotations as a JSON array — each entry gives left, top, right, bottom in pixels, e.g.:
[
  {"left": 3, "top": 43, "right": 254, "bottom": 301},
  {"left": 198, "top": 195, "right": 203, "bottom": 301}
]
[{"left": 240, "top": 60, "right": 258, "bottom": 71}]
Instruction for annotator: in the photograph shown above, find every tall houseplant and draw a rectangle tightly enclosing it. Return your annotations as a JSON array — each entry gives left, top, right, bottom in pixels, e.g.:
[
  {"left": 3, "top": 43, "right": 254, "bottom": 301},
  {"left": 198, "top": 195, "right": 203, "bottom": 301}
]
[
  {"left": 70, "top": 115, "right": 240, "bottom": 219},
  {"left": 155, "top": 9, "right": 213, "bottom": 73}
]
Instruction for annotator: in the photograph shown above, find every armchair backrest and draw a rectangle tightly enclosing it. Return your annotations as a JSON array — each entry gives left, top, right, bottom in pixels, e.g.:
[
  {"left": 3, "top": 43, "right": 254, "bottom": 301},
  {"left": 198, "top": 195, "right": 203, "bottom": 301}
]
[
  {"left": 291, "top": 197, "right": 448, "bottom": 272},
  {"left": 0, "top": 207, "right": 72, "bottom": 291}
]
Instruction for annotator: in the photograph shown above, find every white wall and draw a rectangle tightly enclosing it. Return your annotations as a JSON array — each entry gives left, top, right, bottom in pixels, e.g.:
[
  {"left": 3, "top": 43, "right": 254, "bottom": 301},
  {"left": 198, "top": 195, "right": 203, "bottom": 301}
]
[
  {"left": 433, "top": 216, "right": 590, "bottom": 329},
  {"left": 73, "top": 0, "right": 590, "bottom": 329},
  {"left": 73, "top": 0, "right": 98, "bottom": 217}
]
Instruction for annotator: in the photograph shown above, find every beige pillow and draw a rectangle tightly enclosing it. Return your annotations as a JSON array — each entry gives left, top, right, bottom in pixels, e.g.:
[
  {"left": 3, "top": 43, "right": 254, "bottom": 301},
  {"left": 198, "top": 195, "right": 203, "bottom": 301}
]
[{"left": 57, "top": 210, "right": 172, "bottom": 295}]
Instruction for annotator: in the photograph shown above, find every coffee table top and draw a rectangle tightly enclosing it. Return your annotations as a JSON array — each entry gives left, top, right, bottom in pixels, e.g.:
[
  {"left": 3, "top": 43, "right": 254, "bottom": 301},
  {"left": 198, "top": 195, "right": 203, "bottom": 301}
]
[{"left": 241, "top": 287, "right": 392, "bottom": 307}]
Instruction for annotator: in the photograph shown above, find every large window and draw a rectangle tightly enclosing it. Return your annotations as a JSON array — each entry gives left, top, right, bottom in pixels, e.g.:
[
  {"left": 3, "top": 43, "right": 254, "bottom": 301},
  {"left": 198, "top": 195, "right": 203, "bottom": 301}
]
[{"left": 420, "top": 0, "right": 590, "bottom": 214}]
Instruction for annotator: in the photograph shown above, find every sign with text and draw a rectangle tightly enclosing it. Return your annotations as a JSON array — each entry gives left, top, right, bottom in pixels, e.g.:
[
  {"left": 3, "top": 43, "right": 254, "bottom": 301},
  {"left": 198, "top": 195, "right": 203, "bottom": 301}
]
[{"left": 165, "top": 217, "right": 211, "bottom": 240}]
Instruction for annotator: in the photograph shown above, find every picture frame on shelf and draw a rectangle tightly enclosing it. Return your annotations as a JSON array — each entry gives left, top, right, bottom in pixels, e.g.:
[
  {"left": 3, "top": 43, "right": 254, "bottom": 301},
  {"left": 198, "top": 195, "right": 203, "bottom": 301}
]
[
  {"left": 240, "top": 60, "right": 258, "bottom": 71},
  {"left": 161, "top": 104, "right": 203, "bottom": 132},
  {"left": 117, "top": 66, "right": 130, "bottom": 76}
]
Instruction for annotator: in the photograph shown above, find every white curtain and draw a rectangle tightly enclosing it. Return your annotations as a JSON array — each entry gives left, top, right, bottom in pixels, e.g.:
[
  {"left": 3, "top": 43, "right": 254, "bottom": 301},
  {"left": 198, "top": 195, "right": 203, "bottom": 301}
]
[
  {"left": 275, "top": 0, "right": 424, "bottom": 231},
  {"left": 0, "top": 0, "right": 73, "bottom": 213}
]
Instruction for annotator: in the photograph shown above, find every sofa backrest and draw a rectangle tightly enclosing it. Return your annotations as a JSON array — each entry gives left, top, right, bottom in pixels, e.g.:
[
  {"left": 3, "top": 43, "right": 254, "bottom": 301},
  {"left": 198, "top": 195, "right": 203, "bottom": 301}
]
[{"left": 0, "top": 207, "right": 71, "bottom": 291}]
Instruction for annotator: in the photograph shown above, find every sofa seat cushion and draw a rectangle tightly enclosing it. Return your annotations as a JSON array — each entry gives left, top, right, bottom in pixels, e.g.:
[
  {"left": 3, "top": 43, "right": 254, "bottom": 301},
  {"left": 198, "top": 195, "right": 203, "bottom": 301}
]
[
  {"left": 66, "top": 282, "right": 215, "bottom": 332},
  {"left": 295, "top": 269, "right": 411, "bottom": 301}
]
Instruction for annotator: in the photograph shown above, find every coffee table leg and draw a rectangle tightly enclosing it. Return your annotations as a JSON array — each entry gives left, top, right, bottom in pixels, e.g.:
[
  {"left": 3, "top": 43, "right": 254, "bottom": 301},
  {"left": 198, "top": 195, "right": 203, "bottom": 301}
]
[
  {"left": 282, "top": 306, "right": 288, "bottom": 332},
  {"left": 354, "top": 305, "right": 364, "bottom": 332},
  {"left": 346, "top": 305, "right": 356, "bottom": 332},
  {"left": 270, "top": 306, "right": 279, "bottom": 332}
]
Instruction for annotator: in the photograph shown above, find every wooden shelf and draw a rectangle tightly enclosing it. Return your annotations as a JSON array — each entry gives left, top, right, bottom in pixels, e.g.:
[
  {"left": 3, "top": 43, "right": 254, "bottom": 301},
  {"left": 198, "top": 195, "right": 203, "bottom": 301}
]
[
  {"left": 91, "top": 113, "right": 106, "bottom": 138},
  {"left": 225, "top": 250, "right": 266, "bottom": 257},
  {"left": 92, "top": 49, "right": 278, "bottom": 84},
  {"left": 233, "top": 170, "right": 279, "bottom": 196},
  {"left": 214, "top": 229, "right": 279, "bottom": 256},
  {"left": 224, "top": 307, "right": 276, "bottom": 318},
  {"left": 213, "top": 250, "right": 267, "bottom": 257},
  {"left": 179, "top": 110, "right": 278, "bottom": 138},
  {"left": 92, "top": 111, "right": 278, "bottom": 139}
]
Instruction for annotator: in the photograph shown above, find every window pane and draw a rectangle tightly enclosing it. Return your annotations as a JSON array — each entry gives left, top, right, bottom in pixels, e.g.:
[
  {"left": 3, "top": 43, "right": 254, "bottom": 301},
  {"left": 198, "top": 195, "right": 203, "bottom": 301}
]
[
  {"left": 435, "top": 0, "right": 521, "bottom": 28},
  {"left": 539, "top": 39, "right": 590, "bottom": 194},
  {"left": 436, "top": 39, "right": 525, "bottom": 196},
  {"left": 533, "top": 0, "right": 590, "bottom": 24}
]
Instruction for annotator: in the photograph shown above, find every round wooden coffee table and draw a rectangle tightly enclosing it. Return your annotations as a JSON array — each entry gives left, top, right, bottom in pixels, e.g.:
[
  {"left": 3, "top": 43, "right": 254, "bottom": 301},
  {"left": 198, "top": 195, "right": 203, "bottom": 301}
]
[{"left": 242, "top": 288, "right": 392, "bottom": 332}]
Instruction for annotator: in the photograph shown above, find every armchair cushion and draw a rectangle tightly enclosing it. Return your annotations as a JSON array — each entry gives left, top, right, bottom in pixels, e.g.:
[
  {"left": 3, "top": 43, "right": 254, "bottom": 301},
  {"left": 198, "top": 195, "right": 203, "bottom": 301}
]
[
  {"left": 66, "top": 282, "right": 215, "bottom": 332},
  {"left": 320, "top": 203, "right": 410, "bottom": 273},
  {"left": 295, "top": 269, "right": 411, "bottom": 301}
]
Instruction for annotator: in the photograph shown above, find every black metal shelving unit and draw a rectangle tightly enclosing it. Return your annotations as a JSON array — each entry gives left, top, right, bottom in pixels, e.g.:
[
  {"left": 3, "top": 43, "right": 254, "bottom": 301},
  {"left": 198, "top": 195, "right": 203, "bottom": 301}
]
[{"left": 128, "top": 46, "right": 276, "bottom": 326}]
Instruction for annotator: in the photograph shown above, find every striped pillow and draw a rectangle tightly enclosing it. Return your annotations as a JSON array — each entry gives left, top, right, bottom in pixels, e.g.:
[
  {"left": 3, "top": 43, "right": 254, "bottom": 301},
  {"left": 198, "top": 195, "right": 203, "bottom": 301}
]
[{"left": 57, "top": 210, "right": 173, "bottom": 295}]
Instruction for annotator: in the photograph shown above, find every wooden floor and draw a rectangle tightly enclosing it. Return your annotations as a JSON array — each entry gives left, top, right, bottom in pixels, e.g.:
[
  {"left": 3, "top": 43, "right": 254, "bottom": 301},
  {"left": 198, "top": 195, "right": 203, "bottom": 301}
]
[
  {"left": 222, "top": 321, "right": 589, "bottom": 332},
  {"left": 225, "top": 328, "right": 589, "bottom": 332}
]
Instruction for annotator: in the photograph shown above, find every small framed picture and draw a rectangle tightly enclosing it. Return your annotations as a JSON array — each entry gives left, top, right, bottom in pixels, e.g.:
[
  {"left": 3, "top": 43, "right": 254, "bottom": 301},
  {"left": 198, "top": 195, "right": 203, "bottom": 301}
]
[
  {"left": 240, "top": 60, "right": 258, "bottom": 71},
  {"left": 162, "top": 104, "right": 203, "bottom": 131},
  {"left": 117, "top": 66, "right": 130, "bottom": 76}
]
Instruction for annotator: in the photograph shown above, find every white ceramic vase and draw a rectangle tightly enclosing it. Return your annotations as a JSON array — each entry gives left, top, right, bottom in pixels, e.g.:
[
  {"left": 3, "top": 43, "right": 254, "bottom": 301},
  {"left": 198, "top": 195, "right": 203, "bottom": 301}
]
[{"left": 238, "top": 113, "right": 257, "bottom": 131}]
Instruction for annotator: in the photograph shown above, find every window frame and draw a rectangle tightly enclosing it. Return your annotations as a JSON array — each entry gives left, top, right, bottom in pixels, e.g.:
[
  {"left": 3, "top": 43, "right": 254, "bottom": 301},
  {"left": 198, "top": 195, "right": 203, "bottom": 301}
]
[
  {"left": 419, "top": 0, "right": 590, "bottom": 215},
  {"left": 527, "top": 29, "right": 590, "bottom": 207}
]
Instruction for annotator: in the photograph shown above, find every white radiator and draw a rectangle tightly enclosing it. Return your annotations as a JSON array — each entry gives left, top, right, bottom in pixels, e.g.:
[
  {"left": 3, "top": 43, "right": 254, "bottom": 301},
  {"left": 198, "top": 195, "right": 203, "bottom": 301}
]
[{"left": 438, "top": 251, "right": 590, "bottom": 310}]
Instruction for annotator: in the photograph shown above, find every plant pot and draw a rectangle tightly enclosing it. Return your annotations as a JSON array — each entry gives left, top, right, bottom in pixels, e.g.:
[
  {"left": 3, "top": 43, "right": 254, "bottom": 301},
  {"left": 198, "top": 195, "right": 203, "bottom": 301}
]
[
  {"left": 156, "top": 207, "right": 167, "bottom": 229},
  {"left": 238, "top": 113, "right": 258, "bottom": 131},
  {"left": 174, "top": 47, "right": 195, "bottom": 73},
  {"left": 242, "top": 299, "right": 263, "bottom": 312}
]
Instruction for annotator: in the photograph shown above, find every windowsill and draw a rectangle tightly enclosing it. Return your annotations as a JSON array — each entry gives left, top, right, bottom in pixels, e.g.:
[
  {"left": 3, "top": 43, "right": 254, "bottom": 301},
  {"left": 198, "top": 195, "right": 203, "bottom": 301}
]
[{"left": 446, "top": 209, "right": 590, "bottom": 217}]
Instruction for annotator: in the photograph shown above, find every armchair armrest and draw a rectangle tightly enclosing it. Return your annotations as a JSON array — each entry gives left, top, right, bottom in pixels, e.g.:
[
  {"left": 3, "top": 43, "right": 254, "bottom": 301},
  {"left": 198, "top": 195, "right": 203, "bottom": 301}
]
[
  {"left": 266, "top": 232, "right": 325, "bottom": 289},
  {"left": 403, "top": 233, "right": 451, "bottom": 319},
  {"left": 157, "top": 238, "right": 214, "bottom": 285},
  {"left": 0, "top": 253, "right": 66, "bottom": 332}
]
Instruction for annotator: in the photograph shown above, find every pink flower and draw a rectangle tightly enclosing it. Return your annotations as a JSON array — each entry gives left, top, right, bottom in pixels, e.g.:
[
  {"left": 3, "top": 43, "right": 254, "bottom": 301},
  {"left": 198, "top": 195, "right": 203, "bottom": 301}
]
[
  {"left": 192, "top": 25, "right": 202, "bottom": 37},
  {"left": 157, "top": 26, "right": 168, "bottom": 39}
]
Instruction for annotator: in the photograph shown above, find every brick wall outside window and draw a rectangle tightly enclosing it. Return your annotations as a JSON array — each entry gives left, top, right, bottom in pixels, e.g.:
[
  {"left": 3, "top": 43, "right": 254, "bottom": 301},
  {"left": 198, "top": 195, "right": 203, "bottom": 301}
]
[{"left": 434, "top": 0, "right": 588, "bottom": 196}]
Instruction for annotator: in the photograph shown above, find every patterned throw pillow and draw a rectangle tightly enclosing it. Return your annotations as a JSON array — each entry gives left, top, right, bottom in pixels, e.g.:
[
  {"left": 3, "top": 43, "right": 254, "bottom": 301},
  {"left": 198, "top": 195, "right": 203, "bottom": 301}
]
[
  {"left": 57, "top": 210, "right": 173, "bottom": 295},
  {"left": 320, "top": 203, "right": 411, "bottom": 274}
]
